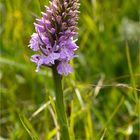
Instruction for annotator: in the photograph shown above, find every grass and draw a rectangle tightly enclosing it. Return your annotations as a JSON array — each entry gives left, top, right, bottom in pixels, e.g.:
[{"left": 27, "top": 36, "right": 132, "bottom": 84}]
[{"left": 0, "top": 0, "right": 139, "bottom": 139}]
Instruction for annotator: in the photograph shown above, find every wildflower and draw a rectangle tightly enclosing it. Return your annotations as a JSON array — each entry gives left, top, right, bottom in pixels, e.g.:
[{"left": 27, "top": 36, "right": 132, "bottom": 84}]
[{"left": 29, "top": 0, "right": 79, "bottom": 76}]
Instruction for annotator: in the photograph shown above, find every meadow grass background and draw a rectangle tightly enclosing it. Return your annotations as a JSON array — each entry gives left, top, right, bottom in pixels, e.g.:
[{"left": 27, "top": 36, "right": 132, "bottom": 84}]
[{"left": 0, "top": 0, "right": 140, "bottom": 139}]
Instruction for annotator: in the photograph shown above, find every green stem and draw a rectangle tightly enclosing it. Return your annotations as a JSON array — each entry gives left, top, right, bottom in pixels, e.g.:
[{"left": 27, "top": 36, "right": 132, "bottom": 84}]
[{"left": 52, "top": 66, "right": 70, "bottom": 140}]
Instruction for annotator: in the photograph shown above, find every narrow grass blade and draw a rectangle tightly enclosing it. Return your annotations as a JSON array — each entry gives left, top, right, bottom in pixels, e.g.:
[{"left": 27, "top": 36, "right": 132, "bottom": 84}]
[
  {"left": 125, "top": 42, "right": 138, "bottom": 103},
  {"left": 19, "top": 115, "right": 38, "bottom": 140},
  {"left": 69, "top": 100, "right": 75, "bottom": 140},
  {"left": 100, "top": 129, "right": 107, "bottom": 140}
]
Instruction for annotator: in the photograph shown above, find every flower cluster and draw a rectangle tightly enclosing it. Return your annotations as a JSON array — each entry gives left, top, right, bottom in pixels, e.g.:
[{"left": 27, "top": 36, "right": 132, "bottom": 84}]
[{"left": 28, "top": 0, "right": 79, "bottom": 76}]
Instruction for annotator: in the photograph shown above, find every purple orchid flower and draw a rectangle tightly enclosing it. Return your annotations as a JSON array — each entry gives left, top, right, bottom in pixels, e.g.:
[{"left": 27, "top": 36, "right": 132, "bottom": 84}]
[{"left": 29, "top": 0, "right": 79, "bottom": 75}]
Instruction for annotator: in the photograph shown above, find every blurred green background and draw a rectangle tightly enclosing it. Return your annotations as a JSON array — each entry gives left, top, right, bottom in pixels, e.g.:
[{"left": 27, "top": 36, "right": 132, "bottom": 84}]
[{"left": 0, "top": 0, "right": 140, "bottom": 139}]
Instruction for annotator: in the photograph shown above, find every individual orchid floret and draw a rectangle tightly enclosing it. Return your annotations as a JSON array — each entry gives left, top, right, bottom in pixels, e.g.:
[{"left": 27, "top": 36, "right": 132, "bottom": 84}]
[
  {"left": 57, "top": 60, "right": 73, "bottom": 76},
  {"left": 28, "top": 0, "right": 79, "bottom": 76},
  {"left": 28, "top": 33, "right": 40, "bottom": 51}
]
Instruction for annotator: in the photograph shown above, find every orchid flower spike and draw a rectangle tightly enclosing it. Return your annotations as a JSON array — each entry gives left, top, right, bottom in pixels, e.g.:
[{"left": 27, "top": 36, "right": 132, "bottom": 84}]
[{"left": 29, "top": 0, "right": 80, "bottom": 76}]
